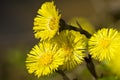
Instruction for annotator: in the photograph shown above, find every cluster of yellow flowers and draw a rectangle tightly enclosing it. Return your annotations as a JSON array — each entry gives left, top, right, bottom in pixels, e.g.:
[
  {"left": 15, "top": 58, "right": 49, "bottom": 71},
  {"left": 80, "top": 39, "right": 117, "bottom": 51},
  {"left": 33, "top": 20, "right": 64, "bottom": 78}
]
[
  {"left": 26, "top": 1, "right": 87, "bottom": 77},
  {"left": 26, "top": 1, "right": 120, "bottom": 78}
]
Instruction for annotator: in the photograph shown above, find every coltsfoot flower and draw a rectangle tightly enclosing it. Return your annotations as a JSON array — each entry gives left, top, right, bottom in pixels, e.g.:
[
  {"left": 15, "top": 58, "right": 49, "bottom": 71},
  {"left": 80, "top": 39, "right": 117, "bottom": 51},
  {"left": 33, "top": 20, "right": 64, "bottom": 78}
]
[
  {"left": 26, "top": 41, "right": 64, "bottom": 77},
  {"left": 33, "top": 1, "right": 61, "bottom": 40},
  {"left": 55, "top": 30, "right": 87, "bottom": 70},
  {"left": 88, "top": 28, "right": 120, "bottom": 61},
  {"left": 107, "top": 53, "right": 120, "bottom": 76}
]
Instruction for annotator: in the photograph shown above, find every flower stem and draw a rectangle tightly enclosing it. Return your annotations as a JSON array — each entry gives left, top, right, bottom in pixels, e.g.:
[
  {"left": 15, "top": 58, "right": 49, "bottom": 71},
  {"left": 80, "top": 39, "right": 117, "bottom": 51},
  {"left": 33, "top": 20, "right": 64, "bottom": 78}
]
[
  {"left": 84, "top": 55, "right": 98, "bottom": 80},
  {"left": 56, "top": 69, "right": 70, "bottom": 80},
  {"left": 59, "top": 19, "right": 92, "bottom": 38}
]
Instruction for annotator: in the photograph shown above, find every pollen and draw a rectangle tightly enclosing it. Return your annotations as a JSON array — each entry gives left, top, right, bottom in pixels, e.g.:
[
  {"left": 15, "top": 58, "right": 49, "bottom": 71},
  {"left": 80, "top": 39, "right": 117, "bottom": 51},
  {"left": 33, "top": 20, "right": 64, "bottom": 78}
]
[
  {"left": 40, "top": 53, "right": 53, "bottom": 65},
  {"left": 63, "top": 46, "right": 73, "bottom": 57},
  {"left": 100, "top": 39, "right": 110, "bottom": 48},
  {"left": 49, "top": 18, "right": 57, "bottom": 30}
]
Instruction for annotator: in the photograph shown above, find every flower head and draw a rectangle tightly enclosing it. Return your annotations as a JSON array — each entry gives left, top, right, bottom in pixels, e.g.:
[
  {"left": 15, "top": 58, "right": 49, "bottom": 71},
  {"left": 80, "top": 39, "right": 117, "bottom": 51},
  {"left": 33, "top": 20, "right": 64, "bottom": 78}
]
[
  {"left": 33, "top": 1, "right": 61, "bottom": 40},
  {"left": 107, "top": 53, "right": 120, "bottom": 76},
  {"left": 26, "top": 41, "right": 64, "bottom": 77},
  {"left": 55, "top": 30, "right": 87, "bottom": 70},
  {"left": 88, "top": 28, "right": 120, "bottom": 61}
]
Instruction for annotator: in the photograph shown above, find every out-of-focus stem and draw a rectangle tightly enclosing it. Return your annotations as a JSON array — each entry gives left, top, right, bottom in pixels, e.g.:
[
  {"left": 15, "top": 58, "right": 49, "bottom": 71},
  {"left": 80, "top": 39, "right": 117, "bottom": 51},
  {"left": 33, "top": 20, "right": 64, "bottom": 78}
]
[
  {"left": 56, "top": 70, "right": 70, "bottom": 80},
  {"left": 84, "top": 55, "right": 98, "bottom": 80}
]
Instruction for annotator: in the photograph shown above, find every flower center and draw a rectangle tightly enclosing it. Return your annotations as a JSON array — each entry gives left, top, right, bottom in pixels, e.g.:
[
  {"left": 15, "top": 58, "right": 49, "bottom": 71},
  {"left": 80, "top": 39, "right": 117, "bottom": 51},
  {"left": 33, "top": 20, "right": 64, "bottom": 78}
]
[
  {"left": 63, "top": 46, "right": 73, "bottom": 57},
  {"left": 100, "top": 39, "right": 110, "bottom": 48},
  {"left": 49, "top": 18, "right": 57, "bottom": 30},
  {"left": 40, "top": 53, "right": 53, "bottom": 65}
]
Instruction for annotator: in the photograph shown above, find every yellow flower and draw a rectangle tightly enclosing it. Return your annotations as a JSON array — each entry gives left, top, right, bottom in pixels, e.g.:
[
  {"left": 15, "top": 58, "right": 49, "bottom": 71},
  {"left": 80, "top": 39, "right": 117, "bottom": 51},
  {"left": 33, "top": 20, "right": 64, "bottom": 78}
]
[
  {"left": 26, "top": 41, "right": 64, "bottom": 77},
  {"left": 107, "top": 54, "right": 120, "bottom": 76},
  {"left": 69, "top": 17, "right": 95, "bottom": 34},
  {"left": 55, "top": 30, "right": 87, "bottom": 70},
  {"left": 33, "top": 1, "right": 61, "bottom": 40},
  {"left": 88, "top": 28, "right": 120, "bottom": 61},
  {"left": 107, "top": 53, "right": 120, "bottom": 76}
]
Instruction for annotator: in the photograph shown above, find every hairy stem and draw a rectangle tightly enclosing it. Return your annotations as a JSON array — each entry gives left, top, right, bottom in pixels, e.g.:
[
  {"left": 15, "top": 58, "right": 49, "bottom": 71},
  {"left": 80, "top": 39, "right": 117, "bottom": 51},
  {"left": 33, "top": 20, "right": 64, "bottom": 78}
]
[{"left": 59, "top": 19, "right": 92, "bottom": 38}]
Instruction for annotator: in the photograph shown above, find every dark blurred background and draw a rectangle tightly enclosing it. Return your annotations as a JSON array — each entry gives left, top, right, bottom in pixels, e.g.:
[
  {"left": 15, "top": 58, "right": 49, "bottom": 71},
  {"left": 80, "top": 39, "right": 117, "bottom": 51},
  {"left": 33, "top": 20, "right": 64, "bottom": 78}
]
[{"left": 1, "top": 0, "right": 120, "bottom": 80}]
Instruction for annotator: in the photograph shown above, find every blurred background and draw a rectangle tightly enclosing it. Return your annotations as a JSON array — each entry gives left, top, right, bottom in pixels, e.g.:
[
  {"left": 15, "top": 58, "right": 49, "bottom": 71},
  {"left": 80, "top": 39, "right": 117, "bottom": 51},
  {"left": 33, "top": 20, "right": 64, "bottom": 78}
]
[{"left": 1, "top": 0, "right": 120, "bottom": 80}]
